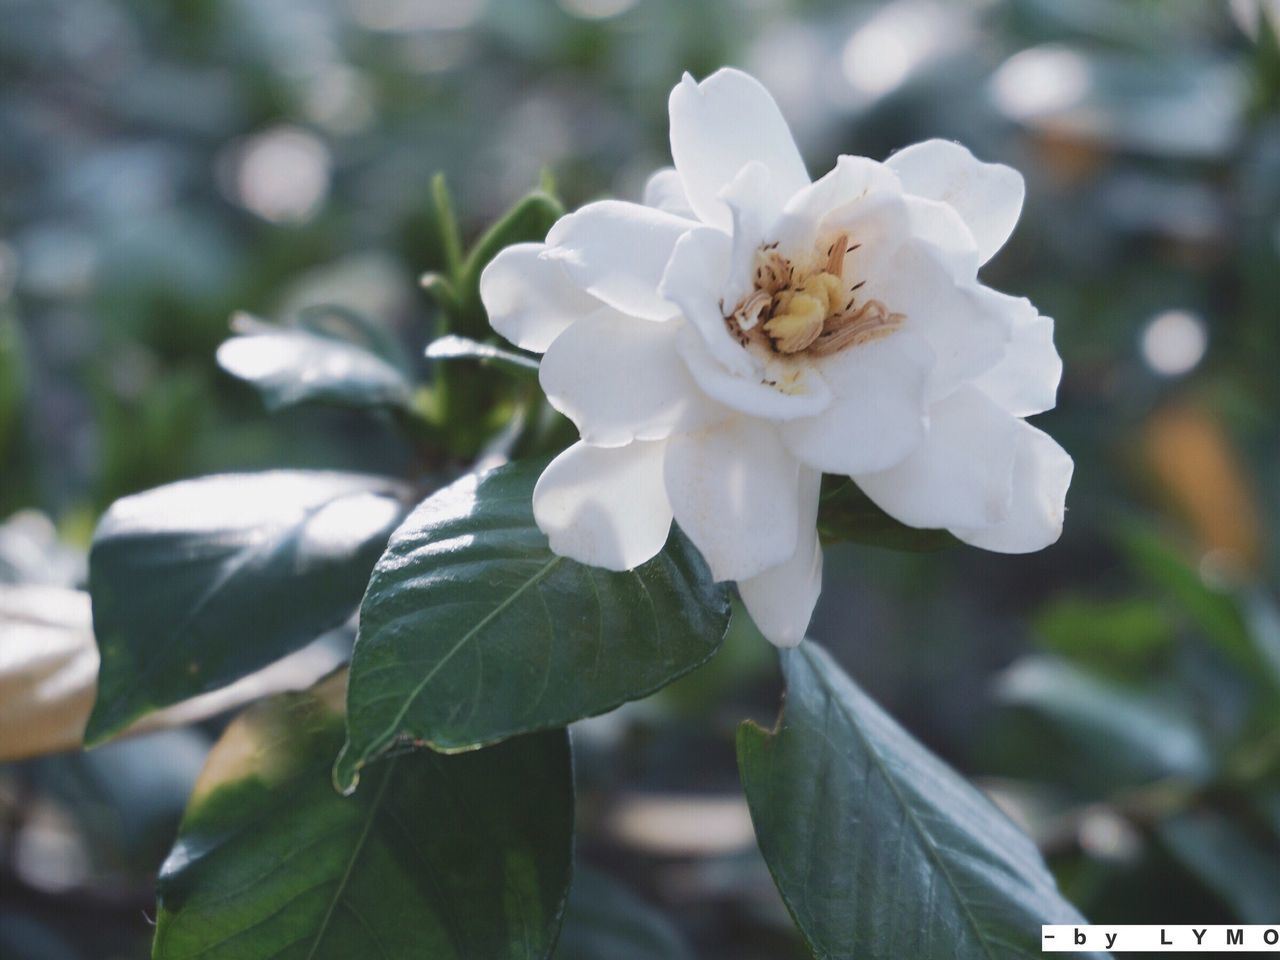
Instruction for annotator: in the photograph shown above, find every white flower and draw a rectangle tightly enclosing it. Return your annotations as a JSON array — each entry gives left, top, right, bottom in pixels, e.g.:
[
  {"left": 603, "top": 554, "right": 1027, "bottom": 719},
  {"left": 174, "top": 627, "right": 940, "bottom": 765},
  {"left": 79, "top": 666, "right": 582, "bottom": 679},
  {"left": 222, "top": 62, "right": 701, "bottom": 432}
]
[{"left": 481, "top": 68, "right": 1072, "bottom": 647}]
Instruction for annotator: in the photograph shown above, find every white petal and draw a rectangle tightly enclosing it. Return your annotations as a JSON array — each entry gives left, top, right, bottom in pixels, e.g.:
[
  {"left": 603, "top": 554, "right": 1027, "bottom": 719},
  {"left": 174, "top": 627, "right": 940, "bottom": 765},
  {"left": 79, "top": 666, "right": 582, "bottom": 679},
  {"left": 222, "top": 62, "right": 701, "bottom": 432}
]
[
  {"left": 970, "top": 292, "right": 1062, "bottom": 417},
  {"left": 533, "top": 441, "right": 673, "bottom": 571},
  {"left": 664, "top": 419, "right": 801, "bottom": 581},
  {"left": 660, "top": 226, "right": 755, "bottom": 377},
  {"left": 668, "top": 68, "right": 809, "bottom": 230},
  {"left": 676, "top": 325, "right": 832, "bottom": 421},
  {"left": 773, "top": 154, "right": 901, "bottom": 255},
  {"left": 480, "top": 243, "right": 601, "bottom": 353},
  {"left": 721, "top": 161, "right": 777, "bottom": 307},
  {"left": 738, "top": 467, "right": 823, "bottom": 648},
  {"left": 643, "top": 167, "right": 695, "bottom": 218},
  {"left": 904, "top": 195, "right": 980, "bottom": 281},
  {"left": 659, "top": 225, "right": 835, "bottom": 423},
  {"left": 544, "top": 200, "right": 694, "bottom": 321},
  {"left": 813, "top": 190, "right": 913, "bottom": 305},
  {"left": 539, "top": 309, "right": 723, "bottom": 446},
  {"left": 782, "top": 330, "right": 933, "bottom": 475},
  {"left": 853, "top": 385, "right": 1021, "bottom": 530},
  {"left": 869, "top": 239, "right": 1008, "bottom": 402},
  {"left": 953, "top": 423, "right": 1072, "bottom": 553},
  {"left": 886, "top": 139, "right": 1025, "bottom": 265}
]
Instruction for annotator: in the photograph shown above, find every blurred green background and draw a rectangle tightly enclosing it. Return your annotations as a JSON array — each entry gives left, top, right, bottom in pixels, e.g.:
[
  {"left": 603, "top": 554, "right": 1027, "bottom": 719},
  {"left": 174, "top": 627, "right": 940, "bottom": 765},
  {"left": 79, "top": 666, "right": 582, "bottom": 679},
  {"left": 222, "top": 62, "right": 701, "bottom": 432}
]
[{"left": 2, "top": 0, "right": 1280, "bottom": 956}]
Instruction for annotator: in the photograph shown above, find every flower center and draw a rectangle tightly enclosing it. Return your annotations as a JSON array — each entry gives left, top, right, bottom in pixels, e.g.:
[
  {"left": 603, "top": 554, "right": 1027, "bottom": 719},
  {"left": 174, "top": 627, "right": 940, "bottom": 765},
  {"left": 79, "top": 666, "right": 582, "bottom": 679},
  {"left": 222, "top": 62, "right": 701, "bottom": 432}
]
[{"left": 725, "top": 232, "right": 903, "bottom": 358}]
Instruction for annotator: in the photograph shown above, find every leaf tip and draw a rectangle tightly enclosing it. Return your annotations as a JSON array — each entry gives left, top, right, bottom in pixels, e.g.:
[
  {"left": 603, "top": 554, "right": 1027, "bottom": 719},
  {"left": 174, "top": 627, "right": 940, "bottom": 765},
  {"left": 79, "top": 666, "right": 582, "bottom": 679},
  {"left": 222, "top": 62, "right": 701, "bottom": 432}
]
[
  {"left": 331, "top": 742, "right": 362, "bottom": 796},
  {"left": 81, "top": 704, "right": 125, "bottom": 750}
]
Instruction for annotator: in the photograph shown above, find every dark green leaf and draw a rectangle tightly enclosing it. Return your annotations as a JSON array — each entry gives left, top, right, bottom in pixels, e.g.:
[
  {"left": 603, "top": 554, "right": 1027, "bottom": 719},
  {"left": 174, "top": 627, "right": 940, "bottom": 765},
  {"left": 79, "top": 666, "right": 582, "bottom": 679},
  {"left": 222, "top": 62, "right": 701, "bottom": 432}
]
[
  {"left": 738, "top": 642, "right": 1097, "bottom": 960},
  {"left": 817, "top": 477, "right": 957, "bottom": 552},
  {"left": 553, "top": 866, "right": 694, "bottom": 960},
  {"left": 653, "top": 600, "right": 778, "bottom": 718},
  {"left": 154, "top": 673, "right": 574, "bottom": 960},
  {"left": 1160, "top": 811, "right": 1280, "bottom": 923},
  {"left": 336, "top": 458, "right": 730, "bottom": 791},
  {"left": 86, "top": 471, "right": 408, "bottom": 744},
  {"left": 217, "top": 310, "right": 414, "bottom": 413}
]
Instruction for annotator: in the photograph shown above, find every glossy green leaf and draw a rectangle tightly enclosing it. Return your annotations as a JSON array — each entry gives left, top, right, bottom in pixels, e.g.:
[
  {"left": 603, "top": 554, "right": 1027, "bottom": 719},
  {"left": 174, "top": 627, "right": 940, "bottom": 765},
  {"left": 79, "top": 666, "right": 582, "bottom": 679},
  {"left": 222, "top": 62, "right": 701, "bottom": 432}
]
[
  {"left": 553, "top": 867, "right": 694, "bottom": 960},
  {"left": 817, "top": 477, "right": 957, "bottom": 552},
  {"left": 86, "top": 471, "right": 408, "bottom": 744},
  {"left": 154, "top": 673, "right": 574, "bottom": 960},
  {"left": 217, "top": 309, "right": 414, "bottom": 412},
  {"left": 738, "top": 642, "right": 1097, "bottom": 960},
  {"left": 337, "top": 458, "right": 730, "bottom": 791}
]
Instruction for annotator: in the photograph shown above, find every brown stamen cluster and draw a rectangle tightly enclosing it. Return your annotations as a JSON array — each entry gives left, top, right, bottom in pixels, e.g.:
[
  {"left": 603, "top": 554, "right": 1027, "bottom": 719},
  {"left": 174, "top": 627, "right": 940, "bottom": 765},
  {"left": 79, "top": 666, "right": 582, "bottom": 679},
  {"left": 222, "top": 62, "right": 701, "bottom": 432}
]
[{"left": 726, "top": 232, "right": 904, "bottom": 358}]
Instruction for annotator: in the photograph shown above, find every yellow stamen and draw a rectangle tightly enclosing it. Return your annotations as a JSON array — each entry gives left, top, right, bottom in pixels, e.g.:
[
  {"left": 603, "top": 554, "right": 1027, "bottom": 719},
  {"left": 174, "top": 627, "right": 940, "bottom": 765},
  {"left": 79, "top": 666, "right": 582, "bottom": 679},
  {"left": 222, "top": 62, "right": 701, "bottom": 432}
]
[
  {"left": 765, "top": 290, "right": 825, "bottom": 353},
  {"left": 763, "top": 273, "right": 845, "bottom": 354},
  {"left": 726, "top": 231, "right": 904, "bottom": 363}
]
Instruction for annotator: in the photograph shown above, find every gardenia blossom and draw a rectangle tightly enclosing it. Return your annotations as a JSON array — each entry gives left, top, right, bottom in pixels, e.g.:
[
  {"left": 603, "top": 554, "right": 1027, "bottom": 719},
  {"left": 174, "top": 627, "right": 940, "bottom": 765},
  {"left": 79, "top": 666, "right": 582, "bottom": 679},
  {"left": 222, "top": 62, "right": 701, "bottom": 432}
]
[{"left": 480, "top": 68, "right": 1072, "bottom": 647}]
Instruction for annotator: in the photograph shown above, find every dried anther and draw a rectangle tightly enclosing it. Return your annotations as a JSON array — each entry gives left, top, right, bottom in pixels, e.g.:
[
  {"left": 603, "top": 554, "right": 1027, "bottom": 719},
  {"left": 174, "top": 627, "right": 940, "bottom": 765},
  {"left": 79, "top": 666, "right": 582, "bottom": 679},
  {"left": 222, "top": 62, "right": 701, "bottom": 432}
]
[
  {"left": 726, "top": 232, "right": 904, "bottom": 361},
  {"left": 810, "top": 299, "right": 904, "bottom": 356}
]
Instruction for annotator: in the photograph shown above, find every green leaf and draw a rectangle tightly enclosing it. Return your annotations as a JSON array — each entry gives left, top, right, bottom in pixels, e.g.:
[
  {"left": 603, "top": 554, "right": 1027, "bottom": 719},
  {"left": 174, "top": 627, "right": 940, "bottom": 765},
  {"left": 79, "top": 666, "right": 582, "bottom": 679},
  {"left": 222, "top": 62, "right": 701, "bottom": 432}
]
[
  {"left": 154, "top": 673, "right": 574, "bottom": 960},
  {"left": 738, "top": 642, "right": 1097, "bottom": 960},
  {"left": 425, "top": 334, "right": 540, "bottom": 377},
  {"left": 996, "top": 655, "right": 1214, "bottom": 789},
  {"left": 86, "top": 471, "right": 408, "bottom": 744},
  {"left": 1117, "top": 521, "right": 1255, "bottom": 667},
  {"left": 1160, "top": 811, "right": 1280, "bottom": 923},
  {"left": 553, "top": 866, "right": 694, "bottom": 960},
  {"left": 217, "top": 309, "right": 414, "bottom": 413},
  {"left": 817, "top": 477, "right": 957, "bottom": 552},
  {"left": 0, "top": 312, "right": 26, "bottom": 459},
  {"left": 337, "top": 458, "right": 730, "bottom": 791},
  {"left": 432, "top": 171, "right": 465, "bottom": 280},
  {"left": 1032, "top": 595, "right": 1173, "bottom": 675}
]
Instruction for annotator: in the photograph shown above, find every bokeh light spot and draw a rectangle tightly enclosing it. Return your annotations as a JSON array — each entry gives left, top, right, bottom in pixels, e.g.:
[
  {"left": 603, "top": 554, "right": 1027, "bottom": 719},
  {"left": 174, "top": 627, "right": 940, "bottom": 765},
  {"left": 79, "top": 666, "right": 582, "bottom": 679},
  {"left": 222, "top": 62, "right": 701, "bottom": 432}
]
[
  {"left": 557, "top": 0, "right": 638, "bottom": 20},
  {"left": 991, "top": 45, "right": 1091, "bottom": 120},
  {"left": 1140, "top": 309, "right": 1208, "bottom": 377},
  {"left": 842, "top": 2, "right": 950, "bottom": 98},
  {"left": 348, "top": 0, "right": 485, "bottom": 32},
  {"left": 229, "top": 127, "right": 332, "bottom": 225}
]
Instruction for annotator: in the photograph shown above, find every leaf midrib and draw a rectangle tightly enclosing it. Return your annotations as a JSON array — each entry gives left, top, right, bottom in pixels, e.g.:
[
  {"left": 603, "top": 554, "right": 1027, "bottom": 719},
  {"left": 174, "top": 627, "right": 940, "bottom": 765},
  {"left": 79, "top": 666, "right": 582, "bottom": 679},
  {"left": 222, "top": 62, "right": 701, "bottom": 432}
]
[
  {"left": 304, "top": 759, "right": 398, "bottom": 960},
  {"left": 357, "top": 555, "right": 563, "bottom": 761},
  {"left": 810, "top": 652, "right": 1003, "bottom": 960}
]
